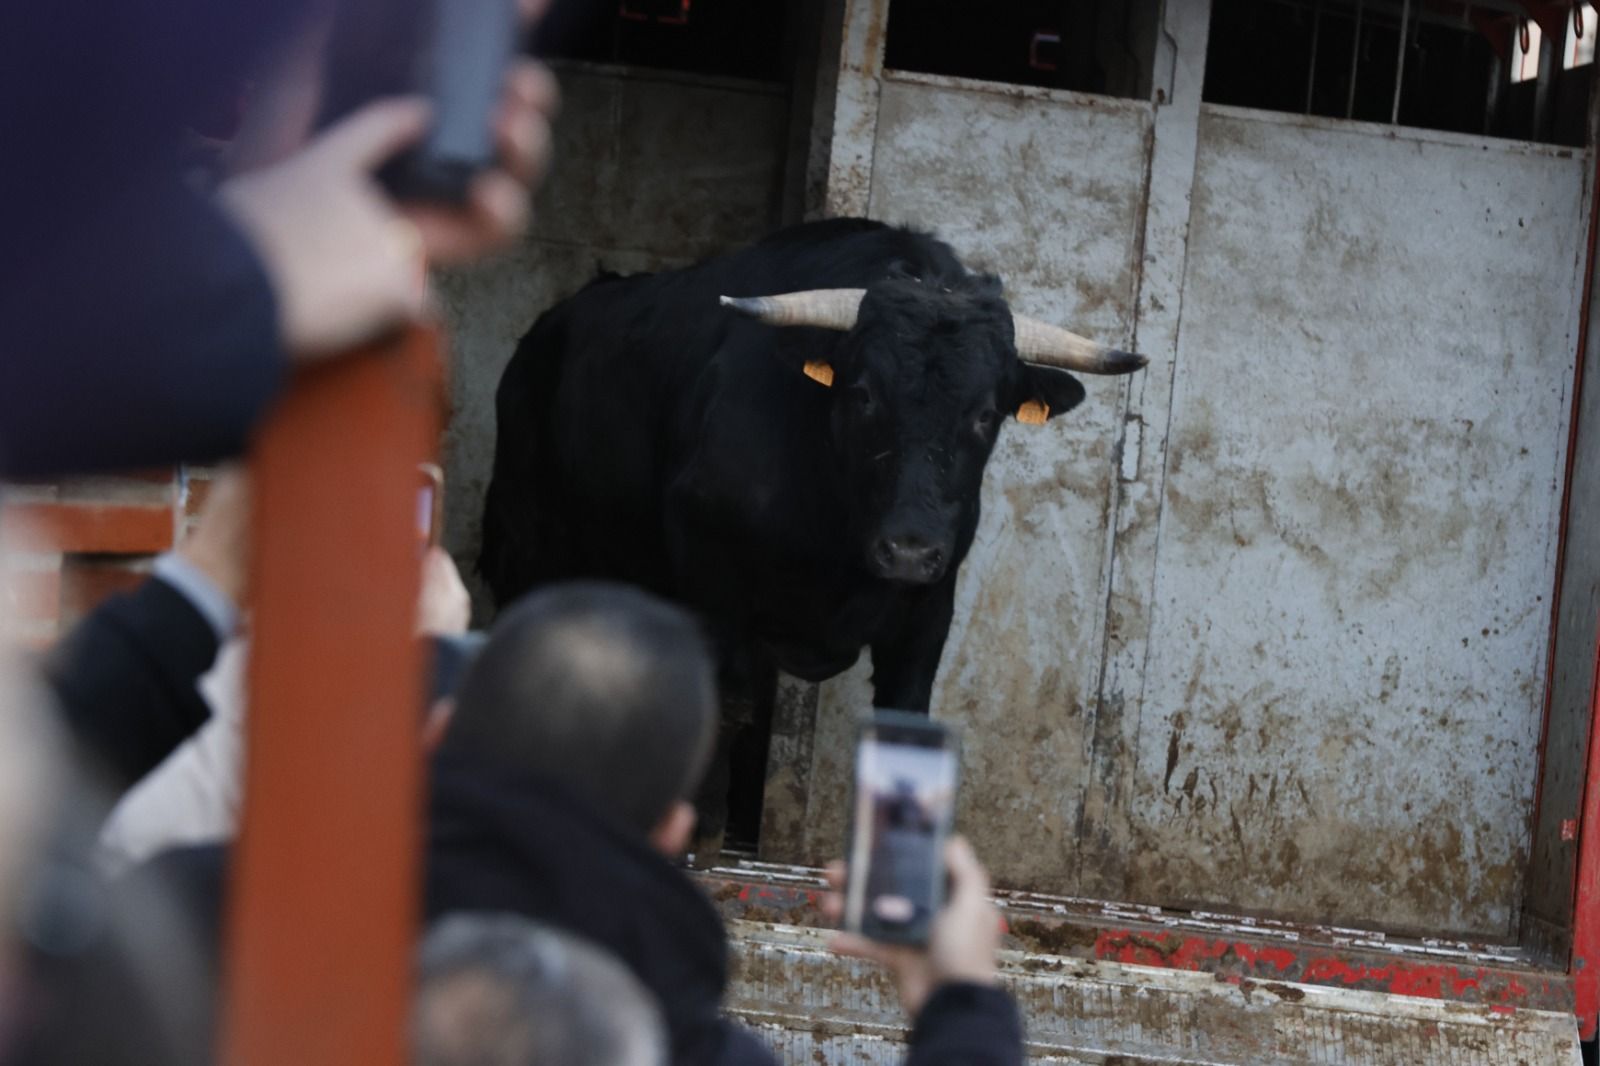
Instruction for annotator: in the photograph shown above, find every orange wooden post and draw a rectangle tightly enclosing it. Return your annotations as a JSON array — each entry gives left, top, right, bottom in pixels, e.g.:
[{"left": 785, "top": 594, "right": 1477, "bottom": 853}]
[{"left": 221, "top": 326, "right": 444, "bottom": 1066}]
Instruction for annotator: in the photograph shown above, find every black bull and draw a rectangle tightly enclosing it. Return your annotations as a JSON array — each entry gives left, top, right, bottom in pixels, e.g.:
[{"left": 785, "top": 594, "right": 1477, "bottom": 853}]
[{"left": 479, "top": 218, "right": 1145, "bottom": 853}]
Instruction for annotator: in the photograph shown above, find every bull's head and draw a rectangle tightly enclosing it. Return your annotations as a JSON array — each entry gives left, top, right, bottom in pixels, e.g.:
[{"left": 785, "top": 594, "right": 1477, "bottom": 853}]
[{"left": 721, "top": 275, "right": 1145, "bottom": 585}]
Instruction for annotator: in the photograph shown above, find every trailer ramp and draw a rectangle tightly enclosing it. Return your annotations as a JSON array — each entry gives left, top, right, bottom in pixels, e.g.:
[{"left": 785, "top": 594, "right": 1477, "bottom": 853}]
[{"left": 727, "top": 921, "right": 1582, "bottom": 1065}]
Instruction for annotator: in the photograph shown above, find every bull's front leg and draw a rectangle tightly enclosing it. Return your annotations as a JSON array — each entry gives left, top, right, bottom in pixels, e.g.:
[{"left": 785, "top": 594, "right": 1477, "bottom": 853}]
[{"left": 868, "top": 577, "right": 956, "bottom": 712}]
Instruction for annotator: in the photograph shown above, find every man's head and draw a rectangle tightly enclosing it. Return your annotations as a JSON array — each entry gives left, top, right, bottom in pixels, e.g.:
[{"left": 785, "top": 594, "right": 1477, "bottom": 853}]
[
  {"left": 445, "top": 581, "right": 716, "bottom": 852},
  {"left": 415, "top": 913, "right": 665, "bottom": 1066}
]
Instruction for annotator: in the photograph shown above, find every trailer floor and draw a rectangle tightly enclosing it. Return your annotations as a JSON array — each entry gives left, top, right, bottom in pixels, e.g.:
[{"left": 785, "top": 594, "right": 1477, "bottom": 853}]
[
  {"left": 701, "top": 858, "right": 1583, "bottom": 1064},
  {"left": 727, "top": 921, "right": 1582, "bottom": 1065}
]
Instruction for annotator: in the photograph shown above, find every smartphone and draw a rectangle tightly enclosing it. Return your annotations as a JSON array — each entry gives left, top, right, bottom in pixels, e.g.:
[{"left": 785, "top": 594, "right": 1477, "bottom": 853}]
[
  {"left": 417, "top": 462, "right": 445, "bottom": 553},
  {"left": 389, "top": 0, "right": 521, "bottom": 202},
  {"left": 842, "top": 711, "right": 961, "bottom": 946},
  {"left": 318, "top": 0, "right": 521, "bottom": 203}
]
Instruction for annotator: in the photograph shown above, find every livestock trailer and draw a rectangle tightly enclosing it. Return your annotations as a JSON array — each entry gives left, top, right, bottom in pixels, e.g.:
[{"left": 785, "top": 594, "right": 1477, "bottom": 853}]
[{"left": 439, "top": 1, "right": 1600, "bottom": 1060}]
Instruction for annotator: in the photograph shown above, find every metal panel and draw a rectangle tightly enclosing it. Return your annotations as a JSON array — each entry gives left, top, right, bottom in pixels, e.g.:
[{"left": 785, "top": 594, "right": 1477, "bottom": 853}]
[
  {"left": 1527, "top": 161, "right": 1600, "bottom": 960},
  {"left": 1131, "top": 107, "right": 1588, "bottom": 938},
  {"left": 433, "top": 64, "right": 790, "bottom": 617},
  {"left": 771, "top": 73, "right": 1155, "bottom": 890},
  {"left": 726, "top": 920, "right": 1584, "bottom": 1065}
]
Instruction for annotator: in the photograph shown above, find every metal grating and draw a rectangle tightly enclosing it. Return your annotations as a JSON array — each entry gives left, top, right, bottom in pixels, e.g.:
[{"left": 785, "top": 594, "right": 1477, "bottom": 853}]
[{"left": 726, "top": 921, "right": 1583, "bottom": 1065}]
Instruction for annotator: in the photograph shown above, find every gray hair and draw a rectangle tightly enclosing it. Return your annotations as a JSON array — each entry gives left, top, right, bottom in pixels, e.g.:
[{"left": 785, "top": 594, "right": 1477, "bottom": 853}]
[{"left": 415, "top": 912, "right": 666, "bottom": 1066}]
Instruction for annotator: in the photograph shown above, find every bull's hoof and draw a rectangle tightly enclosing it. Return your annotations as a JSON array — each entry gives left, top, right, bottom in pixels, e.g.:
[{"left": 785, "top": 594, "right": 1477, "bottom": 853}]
[{"left": 687, "top": 827, "right": 726, "bottom": 870}]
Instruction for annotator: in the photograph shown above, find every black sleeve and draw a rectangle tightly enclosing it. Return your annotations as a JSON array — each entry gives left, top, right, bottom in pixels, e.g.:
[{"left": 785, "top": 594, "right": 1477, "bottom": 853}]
[
  {"left": 0, "top": 169, "right": 286, "bottom": 480},
  {"left": 0, "top": 1, "right": 295, "bottom": 480},
  {"left": 43, "top": 577, "right": 222, "bottom": 794},
  {"left": 903, "top": 983, "right": 1024, "bottom": 1066}
]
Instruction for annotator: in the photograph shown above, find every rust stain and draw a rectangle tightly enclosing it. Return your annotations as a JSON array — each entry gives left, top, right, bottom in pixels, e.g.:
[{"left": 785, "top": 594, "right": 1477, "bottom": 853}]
[{"left": 1007, "top": 918, "right": 1101, "bottom": 956}]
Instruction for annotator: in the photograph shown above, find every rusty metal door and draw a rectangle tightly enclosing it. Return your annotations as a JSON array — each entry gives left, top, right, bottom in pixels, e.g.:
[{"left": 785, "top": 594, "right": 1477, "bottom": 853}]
[{"left": 770, "top": 0, "right": 1593, "bottom": 948}]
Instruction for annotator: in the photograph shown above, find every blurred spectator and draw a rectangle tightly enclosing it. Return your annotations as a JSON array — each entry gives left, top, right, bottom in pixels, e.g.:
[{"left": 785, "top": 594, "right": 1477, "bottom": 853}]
[
  {"left": 0, "top": 540, "right": 213, "bottom": 1065},
  {"left": 425, "top": 581, "right": 1023, "bottom": 1066},
  {"left": 415, "top": 912, "right": 665, "bottom": 1066},
  {"left": 44, "top": 470, "right": 253, "bottom": 795},
  {"left": 137, "top": 582, "right": 1025, "bottom": 1064},
  {"left": 81, "top": 470, "right": 482, "bottom": 873},
  {"left": 0, "top": 2, "right": 556, "bottom": 478}
]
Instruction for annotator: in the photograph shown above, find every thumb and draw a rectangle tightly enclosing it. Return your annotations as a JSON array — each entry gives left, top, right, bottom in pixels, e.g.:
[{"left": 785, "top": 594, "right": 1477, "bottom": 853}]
[
  {"left": 312, "top": 97, "right": 432, "bottom": 171},
  {"left": 945, "top": 836, "right": 990, "bottom": 901}
]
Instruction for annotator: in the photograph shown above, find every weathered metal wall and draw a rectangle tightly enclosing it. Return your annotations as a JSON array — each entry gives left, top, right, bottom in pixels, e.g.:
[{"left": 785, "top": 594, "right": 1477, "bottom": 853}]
[
  {"left": 769, "top": 71, "right": 1156, "bottom": 890},
  {"left": 785, "top": 0, "right": 1592, "bottom": 943},
  {"left": 434, "top": 64, "right": 790, "bottom": 613},
  {"left": 1130, "top": 107, "right": 1587, "bottom": 938}
]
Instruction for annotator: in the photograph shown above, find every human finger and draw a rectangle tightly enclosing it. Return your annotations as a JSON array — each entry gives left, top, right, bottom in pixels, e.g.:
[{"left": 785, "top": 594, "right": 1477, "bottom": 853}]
[
  {"left": 493, "top": 97, "right": 553, "bottom": 184},
  {"left": 311, "top": 97, "right": 431, "bottom": 171},
  {"left": 945, "top": 836, "right": 990, "bottom": 902},
  {"left": 506, "top": 60, "right": 561, "bottom": 118}
]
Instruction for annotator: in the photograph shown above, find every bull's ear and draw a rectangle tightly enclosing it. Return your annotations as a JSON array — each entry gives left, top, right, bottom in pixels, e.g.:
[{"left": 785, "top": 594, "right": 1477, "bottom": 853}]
[
  {"left": 1012, "top": 364, "right": 1086, "bottom": 424},
  {"left": 801, "top": 359, "right": 834, "bottom": 386}
]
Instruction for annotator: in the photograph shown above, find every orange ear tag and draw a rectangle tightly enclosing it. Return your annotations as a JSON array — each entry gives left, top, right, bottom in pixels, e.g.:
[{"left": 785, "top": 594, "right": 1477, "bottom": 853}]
[
  {"left": 803, "top": 360, "right": 835, "bottom": 387},
  {"left": 1016, "top": 399, "right": 1049, "bottom": 425}
]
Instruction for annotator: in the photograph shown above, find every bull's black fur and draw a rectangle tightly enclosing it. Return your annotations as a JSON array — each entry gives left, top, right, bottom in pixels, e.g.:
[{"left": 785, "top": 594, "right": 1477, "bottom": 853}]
[{"left": 480, "top": 218, "right": 1094, "bottom": 848}]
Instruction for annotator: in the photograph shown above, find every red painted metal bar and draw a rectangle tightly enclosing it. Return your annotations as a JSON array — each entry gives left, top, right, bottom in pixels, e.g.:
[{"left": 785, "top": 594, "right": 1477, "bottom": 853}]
[
  {"left": 1561, "top": 96, "right": 1600, "bottom": 1045},
  {"left": 221, "top": 327, "right": 444, "bottom": 1066},
  {"left": 1573, "top": 628, "right": 1600, "bottom": 1038}
]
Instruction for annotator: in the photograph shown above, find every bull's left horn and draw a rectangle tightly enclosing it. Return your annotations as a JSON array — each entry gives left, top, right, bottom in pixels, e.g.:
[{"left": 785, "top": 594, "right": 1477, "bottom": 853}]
[
  {"left": 1013, "top": 314, "right": 1147, "bottom": 375},
  {"left": 719, "top": 288, "right": 865, "bottom": 331}
]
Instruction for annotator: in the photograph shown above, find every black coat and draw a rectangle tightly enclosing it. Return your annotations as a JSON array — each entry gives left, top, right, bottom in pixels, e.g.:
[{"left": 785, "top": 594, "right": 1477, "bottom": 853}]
[
  {"left": 0, "top": 3, "right": 301, "bottom": 479},
  {"left": 138, "top": 756, "right": 1025, "bottom": 1066},
  {"left": 425, "top": 755, "right": 1024, "bottom": 1066},
  {"left": 44, "top": 577, "right": 221, "bottom": 795}
]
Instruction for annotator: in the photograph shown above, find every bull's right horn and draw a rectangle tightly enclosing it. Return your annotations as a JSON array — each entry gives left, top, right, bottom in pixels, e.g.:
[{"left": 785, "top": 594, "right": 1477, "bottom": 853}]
[
  {"left": 719, "top": 288, "right": 865, "bottom": 331},
  {"left": 1012, "top": 314, "right": 1148, "bottom": 375}
]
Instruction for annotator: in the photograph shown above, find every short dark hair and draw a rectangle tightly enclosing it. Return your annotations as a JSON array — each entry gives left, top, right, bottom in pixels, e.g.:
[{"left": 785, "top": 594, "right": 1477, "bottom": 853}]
[
  {"left": 446, "top": 582, "right": 716, "bottom": 834},
  {"left": 415, "top": 912, "right": 664, "bottom": 1066}
]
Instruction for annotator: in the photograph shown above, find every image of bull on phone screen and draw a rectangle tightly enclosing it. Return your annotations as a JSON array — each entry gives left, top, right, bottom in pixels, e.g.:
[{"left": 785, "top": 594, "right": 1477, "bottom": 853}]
[{"left": 843, "top": 712, "right": 960, "bottom": 945}]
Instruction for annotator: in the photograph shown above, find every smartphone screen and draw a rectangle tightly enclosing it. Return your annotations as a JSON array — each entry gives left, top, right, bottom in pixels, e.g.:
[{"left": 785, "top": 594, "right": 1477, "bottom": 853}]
[
  {"left": 843, "top": 712, "right": 960, "bottom": 945},
  {"left": 417, "top": 463, "right": 444, "bottom": 554}
]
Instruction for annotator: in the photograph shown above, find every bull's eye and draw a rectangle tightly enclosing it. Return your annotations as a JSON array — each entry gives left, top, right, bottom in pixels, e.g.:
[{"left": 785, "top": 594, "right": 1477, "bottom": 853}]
[
  {"left": 974, "top": 408, "right": 999, "bottom": 435},
  {"left": 850, "top": 385, "right": 875, "bottom": 414}
]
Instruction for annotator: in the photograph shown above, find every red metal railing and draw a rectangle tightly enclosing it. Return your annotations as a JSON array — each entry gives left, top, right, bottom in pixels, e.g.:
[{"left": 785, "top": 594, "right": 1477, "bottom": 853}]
[{"left": 221, "top": 326, "right": 443, "bottom": 1065}]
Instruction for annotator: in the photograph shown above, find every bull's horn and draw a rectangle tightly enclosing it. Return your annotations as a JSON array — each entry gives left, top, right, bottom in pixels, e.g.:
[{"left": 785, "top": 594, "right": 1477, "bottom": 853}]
[
  {"left": 1013, "top": 314, "right": 1147, "bottom": 375},
  {"left": 719, "top": 288, "right": 864, "bottom": 330}
]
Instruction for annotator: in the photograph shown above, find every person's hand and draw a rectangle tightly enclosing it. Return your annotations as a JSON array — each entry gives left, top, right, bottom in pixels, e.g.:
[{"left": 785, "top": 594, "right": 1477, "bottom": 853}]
[
  {"left": 218, "top": 98, "right": 433, "bottom": 359},
  {"left": 177, "top": 468, "right": 253, "bottom": 608},
  {"left": 416, "top": 546, "right": 471, "bottom": 636},
  {"left": 821, "top": 836, "right": 1002, "bottom": 1019},
  {"left": 401, "top": 58, "right": 559, "bottom": 266}
]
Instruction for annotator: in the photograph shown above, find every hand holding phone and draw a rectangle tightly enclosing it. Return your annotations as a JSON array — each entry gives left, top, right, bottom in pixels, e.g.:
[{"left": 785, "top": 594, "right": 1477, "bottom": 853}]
[{"left": 823, "top": 836, "right": 1002, "bottom": 1019}]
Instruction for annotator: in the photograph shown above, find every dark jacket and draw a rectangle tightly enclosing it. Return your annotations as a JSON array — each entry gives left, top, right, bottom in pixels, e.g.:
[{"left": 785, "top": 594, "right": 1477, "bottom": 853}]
[
  {"left": 137, "top": 756, "right": 1024, "bottom": 1066},
  {"left": 0, "top": 3, "right": 300, "bottom": 479},
  {"left": 44, "top": 577, "right": 221, "bottom": 794},
  {"left": 424, "top": 755, "right": 1024, "bottom": 1066},
  {"left": 43, "top": 572, "right": 471, "bottom": 800}
]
